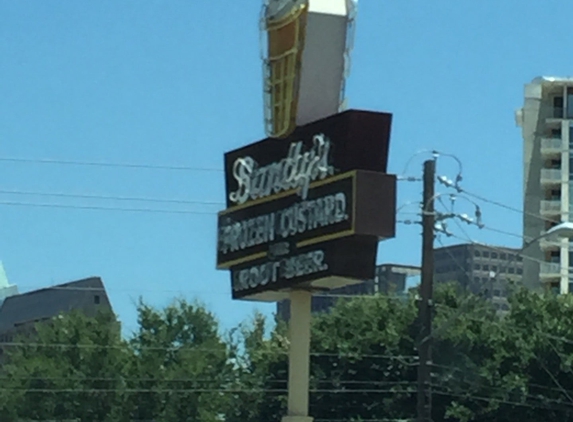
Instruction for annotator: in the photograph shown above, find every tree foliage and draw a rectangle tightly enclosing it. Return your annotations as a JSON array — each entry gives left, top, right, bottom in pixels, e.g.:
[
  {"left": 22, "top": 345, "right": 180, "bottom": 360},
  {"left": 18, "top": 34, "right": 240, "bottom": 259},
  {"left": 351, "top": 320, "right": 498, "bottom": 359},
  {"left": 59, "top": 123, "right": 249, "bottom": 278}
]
[
  {"left": 3, "top": 287, "right": 573, "bottom": 421},
  {"left": 0, "top": 298, "right": 231, "bottom": 422}
]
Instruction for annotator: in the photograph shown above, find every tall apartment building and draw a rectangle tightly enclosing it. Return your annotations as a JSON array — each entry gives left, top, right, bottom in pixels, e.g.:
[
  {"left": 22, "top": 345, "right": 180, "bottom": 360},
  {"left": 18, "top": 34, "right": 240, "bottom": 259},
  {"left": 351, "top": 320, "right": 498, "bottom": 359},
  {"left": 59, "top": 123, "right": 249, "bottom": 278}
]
[
  {"left": 276, "top": 264, "right": 421, "bottom": 321},
  {"left": 516, "top": 77, "right": 573, "bottom": 294}
]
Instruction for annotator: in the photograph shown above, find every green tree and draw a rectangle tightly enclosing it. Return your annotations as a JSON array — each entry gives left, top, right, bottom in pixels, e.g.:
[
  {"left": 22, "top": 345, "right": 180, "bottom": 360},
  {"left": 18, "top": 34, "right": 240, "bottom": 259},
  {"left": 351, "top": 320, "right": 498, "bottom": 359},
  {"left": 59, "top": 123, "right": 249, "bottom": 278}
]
[
  {"left": 225, "top": 311, "right": 288, "bottom": 422},
  {"left": 237, "top": 284, "right": 573, "bottom": 422},
  {"left": 0, "top": 298, "right": 234, "bottom": 422},
  {"left": 0, "top": 309, "right": 128, "bottom": 422},
  {"left": 309, "top": 294, "right": 418, "bottom": 421},
  {"left": 124, "top": 298, "right": 232, "bottom": 422},
  {"left": 434, "top": 287, "right": 573, "bottom": 422}
]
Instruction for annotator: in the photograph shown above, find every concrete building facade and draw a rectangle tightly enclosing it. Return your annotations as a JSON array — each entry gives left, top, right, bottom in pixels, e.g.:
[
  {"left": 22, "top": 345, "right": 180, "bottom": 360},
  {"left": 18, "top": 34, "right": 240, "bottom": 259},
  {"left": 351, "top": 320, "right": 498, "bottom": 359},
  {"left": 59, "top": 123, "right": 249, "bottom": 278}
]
[
  {"left": 516, "top": 77, "right": 573, "bottom": 294},
  {"left": 434, "top": 243, "right": 523, "bottom": 312},
  {"left": 276, "top": 242, "right": 523, "bottom": 320}
]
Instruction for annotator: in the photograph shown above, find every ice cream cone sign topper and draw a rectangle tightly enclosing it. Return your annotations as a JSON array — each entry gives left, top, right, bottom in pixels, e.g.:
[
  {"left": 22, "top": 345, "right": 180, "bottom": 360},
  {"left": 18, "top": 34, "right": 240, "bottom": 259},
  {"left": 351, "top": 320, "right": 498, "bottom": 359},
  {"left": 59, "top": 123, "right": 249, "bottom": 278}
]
[{"left": 260, "top": 0, "right": 358, "bottom": 138}]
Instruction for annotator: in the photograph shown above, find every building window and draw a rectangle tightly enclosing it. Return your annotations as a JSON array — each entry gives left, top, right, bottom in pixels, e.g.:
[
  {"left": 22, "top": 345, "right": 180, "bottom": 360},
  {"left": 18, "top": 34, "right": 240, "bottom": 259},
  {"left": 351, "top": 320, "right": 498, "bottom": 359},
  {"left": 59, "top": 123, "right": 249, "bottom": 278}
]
[
  {"left": 493, "top": 289, "right": 501, "bottom": 297},
  {"left": 491, "top": 252, "right": 498, "bottom": 259},
  {"left": 509, "top": 267, "right": 515, "bottom": 274},
  {"left": 483, "top": 251, "right": 490, "bottom": 258},
  {"left": 94, "top": 295, "right": 101, "bottom": 305},
  {"left": 549, "top": 189, "right": 562, "bottom": 200},
  {"left": 491, "top": 265, "right": 498, "bottom": 272},
  {"left": 567, "top": 88, "right": 573, "bottom": 119},
  {"left": 474, "top": 250, "right": 481, "bottom": 257},
  {"left": 551, "top": 128, "right": 562, "bottom": 138},
  {"left": 483, "top": 265, "right": 490, "bottom": 271},
  {"left": 475, "top": 264, "right": 481, "bottom": 270},
  {"left": 554, "top": 96, "right": 564, "bottom": 118},
  {"left": 500, "top": 252, "right": 507, "bottom": 260},
  {"left": 517, "top": 268, "right": 523, "bottom": 275}
]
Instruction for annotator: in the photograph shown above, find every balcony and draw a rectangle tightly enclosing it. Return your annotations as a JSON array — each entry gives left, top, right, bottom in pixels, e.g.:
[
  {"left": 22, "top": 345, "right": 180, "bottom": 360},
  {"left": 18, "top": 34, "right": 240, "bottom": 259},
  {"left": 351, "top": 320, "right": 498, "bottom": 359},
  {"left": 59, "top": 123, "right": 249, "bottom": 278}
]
[
  {"left": 547, "top": 107, "right": 573, "bottom": 121},
  {"left": 541, "top": 168, "right": 562, "bottom": 185},
  {"left": 540, "top": 200, "right": 561, "bottom": 216},
  {"left": 540, "top": 138, "right": 562, "bottom": 155},
  {"left": 547, "top": 107, "right": 564, "bottom": 122},
  {"left": 539, "top": 262, "right": 561, "bottom": 279},
  {"left": 554, "top": 107, "right": 564, "bottom": 119}
]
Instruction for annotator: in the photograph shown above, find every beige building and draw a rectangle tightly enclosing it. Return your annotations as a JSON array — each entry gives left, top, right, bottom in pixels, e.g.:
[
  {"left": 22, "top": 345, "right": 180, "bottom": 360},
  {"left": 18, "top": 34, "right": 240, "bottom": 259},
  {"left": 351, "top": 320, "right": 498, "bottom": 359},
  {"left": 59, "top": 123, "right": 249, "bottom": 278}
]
[
  {"left": 434, "top": 243, "right": 522, "bottom": 312},
  {"left": 516, "top": 77, "right": 573, "bottom": 294}
]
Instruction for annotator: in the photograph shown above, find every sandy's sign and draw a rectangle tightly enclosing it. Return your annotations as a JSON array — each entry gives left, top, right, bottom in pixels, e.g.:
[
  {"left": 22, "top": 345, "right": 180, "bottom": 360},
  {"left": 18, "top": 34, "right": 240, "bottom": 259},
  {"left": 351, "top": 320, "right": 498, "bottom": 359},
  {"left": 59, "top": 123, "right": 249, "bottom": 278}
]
[{"left": 217, "top": 110, "right": 397, "bottom": 301}]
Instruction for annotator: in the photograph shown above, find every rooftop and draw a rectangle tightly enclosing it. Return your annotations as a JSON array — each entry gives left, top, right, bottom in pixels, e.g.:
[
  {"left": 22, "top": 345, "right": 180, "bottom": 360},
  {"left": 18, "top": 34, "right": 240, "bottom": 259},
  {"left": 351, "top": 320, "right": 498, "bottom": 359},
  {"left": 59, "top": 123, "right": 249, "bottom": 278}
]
[
  {"left": 530, "top": 76, "right": 573, "bottom": 86},
  {"left": 0, "top": 276, "right": 111, "bottom": 333}
]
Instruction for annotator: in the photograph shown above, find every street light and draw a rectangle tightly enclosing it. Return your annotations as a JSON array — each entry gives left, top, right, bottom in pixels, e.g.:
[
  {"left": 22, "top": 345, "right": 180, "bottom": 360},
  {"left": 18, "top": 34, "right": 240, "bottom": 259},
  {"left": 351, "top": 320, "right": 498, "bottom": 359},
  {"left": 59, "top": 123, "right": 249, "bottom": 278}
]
[
  {"left": 522, "top": 221, "right": 573, "bottom": 295},
  {"left": 523, "top": 221, "right": 573, "bottom": 251}
]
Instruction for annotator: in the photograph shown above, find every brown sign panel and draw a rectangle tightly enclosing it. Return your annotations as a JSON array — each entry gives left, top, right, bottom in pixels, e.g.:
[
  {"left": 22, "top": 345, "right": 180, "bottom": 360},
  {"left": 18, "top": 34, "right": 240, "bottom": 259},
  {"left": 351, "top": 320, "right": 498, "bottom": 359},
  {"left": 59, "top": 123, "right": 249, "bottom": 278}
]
[
  {"left": 217, "top": 170, "right": 396, "bottom": 269},
  {"left": 217, "top": 109, "right": 396, "bottom": 302},
  {"left": 229, "top": 236, "right": 380, "bottom": 301},
  {"left": 223, "top": 109, "right": 392, "bottom": 209}
]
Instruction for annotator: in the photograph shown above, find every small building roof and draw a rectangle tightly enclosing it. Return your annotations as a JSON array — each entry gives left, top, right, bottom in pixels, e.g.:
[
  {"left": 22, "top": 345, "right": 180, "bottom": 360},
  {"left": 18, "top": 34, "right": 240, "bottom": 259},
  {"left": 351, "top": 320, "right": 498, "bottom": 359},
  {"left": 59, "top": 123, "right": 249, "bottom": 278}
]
[{"left": 0, "top": 277, "right": 112, "bottom": 333}]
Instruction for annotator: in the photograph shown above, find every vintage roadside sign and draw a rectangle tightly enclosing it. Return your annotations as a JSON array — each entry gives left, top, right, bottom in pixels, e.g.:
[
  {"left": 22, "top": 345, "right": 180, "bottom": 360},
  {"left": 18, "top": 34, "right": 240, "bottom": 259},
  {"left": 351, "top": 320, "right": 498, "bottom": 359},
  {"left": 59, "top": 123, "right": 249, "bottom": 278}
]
[
  {"left": 217, "top": 170, "right": 396, "bottom": 269},
  {"left": 229, "top": 236, "right": 380, "bottom": 301},
  {"left": 223, "top": 109, "right": 392, "bottom": 209},
  {"left": 217, "top": 109, "right": 397, "bottom": 301}
]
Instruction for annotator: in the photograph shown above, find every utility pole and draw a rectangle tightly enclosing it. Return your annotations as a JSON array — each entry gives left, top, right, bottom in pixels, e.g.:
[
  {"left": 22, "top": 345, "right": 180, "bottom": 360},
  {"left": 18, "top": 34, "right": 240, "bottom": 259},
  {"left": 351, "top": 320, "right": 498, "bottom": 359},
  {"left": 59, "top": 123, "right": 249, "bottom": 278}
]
[{"left": 417, "top": 159, "right": 435, "bottom": 422}]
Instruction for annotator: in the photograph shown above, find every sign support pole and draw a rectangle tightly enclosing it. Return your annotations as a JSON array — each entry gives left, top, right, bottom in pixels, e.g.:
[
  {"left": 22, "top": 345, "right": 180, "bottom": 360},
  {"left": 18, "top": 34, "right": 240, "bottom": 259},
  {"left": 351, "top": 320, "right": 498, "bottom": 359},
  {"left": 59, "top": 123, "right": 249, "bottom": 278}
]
[{"left": 282, "top": 289, "right": 313, "bottom": 422}]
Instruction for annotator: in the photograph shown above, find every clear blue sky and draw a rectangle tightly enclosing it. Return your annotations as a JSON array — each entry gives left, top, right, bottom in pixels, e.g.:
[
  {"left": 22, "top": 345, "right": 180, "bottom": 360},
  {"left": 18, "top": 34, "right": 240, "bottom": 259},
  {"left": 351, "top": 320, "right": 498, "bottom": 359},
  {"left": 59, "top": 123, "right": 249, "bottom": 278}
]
[{"left": 1, "top": 0, "right": 572, "bottom": 334}]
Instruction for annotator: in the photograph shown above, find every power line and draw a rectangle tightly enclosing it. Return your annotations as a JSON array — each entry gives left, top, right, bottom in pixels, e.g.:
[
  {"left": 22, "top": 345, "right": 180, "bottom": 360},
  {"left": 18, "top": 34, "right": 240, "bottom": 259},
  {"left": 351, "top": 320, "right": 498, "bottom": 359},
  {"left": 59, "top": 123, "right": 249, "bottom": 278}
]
[
  {"left": 431, "top": 362, "right": 573, "bottom": 398},
  {"left": 0, "top": 156, "right": 223, "bottom": 172},
  {"left": 462, "top": 187, "right": 561, "bottom": 225},
  {"left": 314, "top": 420, "right": 413, "bottom": 422},
  {"left": 432, "top": 387, "right": 573, "bottom": 412},
  {"left": 0, "top": 387, "right": 417, "bottom": 394},
  {"left": 0, "top": 188, "right": 223, "bottom": 206},
  {"left": 0, "top": 200, "right": 217, "bottom": 215},
  {"left": 0, "top": 341, "right": 418, "bottom": 360},
  {"left": 0, "top": 375, "right": 416, "bottom": 387}
]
